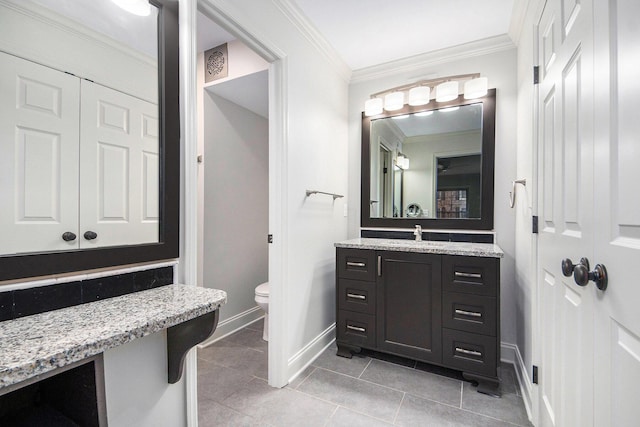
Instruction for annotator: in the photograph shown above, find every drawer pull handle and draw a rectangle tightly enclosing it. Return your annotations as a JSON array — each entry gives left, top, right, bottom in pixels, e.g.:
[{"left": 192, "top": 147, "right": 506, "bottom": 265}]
[
  {"left": 455, "top": 272, "right": 482, "bottom": 279},
  {"left": 377, "top": 255, "right": 382, "bottom": 276},
  {"left": 346, "top": 325, "right": 366, "bottom": 333},
  {"left": 347, "top": 293, "right": 366, "bottom": 300},
  {"left": 455, "top": 309, "right": 482, "bottom": 318},
  {"left": 346, "top": 261, "right": 366, "bottom": 267},
  {"left": 455, "top": 347, "right": 482, "bottom": 357}
]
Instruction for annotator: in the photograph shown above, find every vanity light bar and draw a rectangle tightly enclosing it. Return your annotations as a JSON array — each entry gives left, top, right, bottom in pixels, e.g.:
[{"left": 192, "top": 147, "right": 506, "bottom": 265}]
[{"left": 364, "top": 73, "right": 488, "bottom": 116}]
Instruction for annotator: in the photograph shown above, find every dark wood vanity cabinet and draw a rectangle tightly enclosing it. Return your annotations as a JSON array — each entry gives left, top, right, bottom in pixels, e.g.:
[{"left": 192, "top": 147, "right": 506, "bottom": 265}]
[{"left": 336, "top": 247, "right": 501, "bottom": 395}]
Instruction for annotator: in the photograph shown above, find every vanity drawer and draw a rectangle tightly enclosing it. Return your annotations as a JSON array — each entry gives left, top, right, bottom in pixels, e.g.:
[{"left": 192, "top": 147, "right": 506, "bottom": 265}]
[
  {"left": 442, "top": 328, "right": 497, "bottom": 378},
  {"left": 336, "top": 310, "right": 376, "bottom": 348},
  {"left": 442, "top": 292, "right": 497, "bottom": 336},
  {"left": 337, "top": 248, "right": 377, "bottom": 281},
  {"left": 442, "top": 255, "right": 498, "bottom": 296},
  {"left": 338, "top": 278, "right": 376, "bottom": 315}
]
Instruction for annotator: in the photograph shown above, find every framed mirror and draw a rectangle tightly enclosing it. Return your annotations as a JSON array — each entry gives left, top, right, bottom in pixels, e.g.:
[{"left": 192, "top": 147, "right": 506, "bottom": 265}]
[
  {"left": 0, "top": 0, "right": 179, "bottom": 281},
  {"left": 361, "top": 89, "right": 495, "bottom": 230}
]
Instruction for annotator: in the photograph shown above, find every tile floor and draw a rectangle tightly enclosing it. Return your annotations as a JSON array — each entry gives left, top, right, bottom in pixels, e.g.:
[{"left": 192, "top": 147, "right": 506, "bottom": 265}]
[{"left": 197, "top": 319, "right": 531, "bottom": 427}]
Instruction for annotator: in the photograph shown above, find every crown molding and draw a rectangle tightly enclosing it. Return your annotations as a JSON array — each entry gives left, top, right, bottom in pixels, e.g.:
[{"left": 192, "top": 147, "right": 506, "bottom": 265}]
[
  {"left": 351, "top": 34, "right": 516, "bottom": 84},
  {"left": 508, "top": 0, "right": 532, "bottom": 45},
  {"left": 271, "top": 0, "right": 352, "bottom": 82}
]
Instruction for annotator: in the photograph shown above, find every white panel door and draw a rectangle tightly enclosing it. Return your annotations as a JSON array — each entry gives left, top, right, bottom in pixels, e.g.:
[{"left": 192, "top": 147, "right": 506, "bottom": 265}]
[
  {"left": 593, "top": 0, "right": 640, "bottom": 425},
  {"left": 0, "top": 51, "right": 80, "bottom": 254},
  {"left": 536, "top": 0, "right": 595, "bottom": 425},
  {"left": 79, "top": 80, "right": 158, "bottom": 248}
]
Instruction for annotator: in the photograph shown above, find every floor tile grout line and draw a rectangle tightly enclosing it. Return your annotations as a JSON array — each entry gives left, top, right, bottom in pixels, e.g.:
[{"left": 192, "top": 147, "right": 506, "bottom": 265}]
[
  {"left": 459, "top": 382, "right": 463, "bottom": 408},
  {"left": 323, "top": 406, "right": 340, "bottom": 427},
  {"left": 293, "top": 366, "right": 316, "bottom": 390},
  {"left": 358, "top": 358, "right": 373, "bottom": 379},
  {"left": 392, "top": 392, "right": 406, "bottom": 425}
]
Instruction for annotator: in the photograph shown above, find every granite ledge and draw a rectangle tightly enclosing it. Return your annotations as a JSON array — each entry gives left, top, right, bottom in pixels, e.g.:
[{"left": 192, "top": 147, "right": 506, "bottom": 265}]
[
  {"left": 0, "top": 284, "right": 226, "bottom": 390},
  {"left": 335, "top": 238, "right": 504, "bottom": 258}
]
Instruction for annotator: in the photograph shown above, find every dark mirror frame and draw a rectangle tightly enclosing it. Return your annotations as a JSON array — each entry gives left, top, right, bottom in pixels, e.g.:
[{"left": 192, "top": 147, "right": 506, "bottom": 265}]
[
  {"left": 0, "top": 0, "right": 180, "bottom": 282},
  {"left": 361, "top": 89, "right": 496, "bottom": 230}
]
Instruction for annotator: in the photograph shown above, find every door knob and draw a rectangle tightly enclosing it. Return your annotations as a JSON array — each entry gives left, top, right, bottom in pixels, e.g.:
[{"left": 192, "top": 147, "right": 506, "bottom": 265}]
[
  {"left": 83, "top": 231, "right": 98, "bottom": 240},
  {"left": 561, "top": 258, "right": 590, "bottom": 277},
  {"left": 62, "top": 232, "right": 77, "bottom": 242},
  {"left": 573, "top": 263, "right": 608, "bottom": 291}
]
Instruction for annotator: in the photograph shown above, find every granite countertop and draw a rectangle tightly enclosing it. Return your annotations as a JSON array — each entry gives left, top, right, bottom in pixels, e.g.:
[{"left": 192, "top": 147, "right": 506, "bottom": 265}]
[
  {"left": 335, "top": 238, "right": 504, "bottom": 258},
  {"left": 0, "top": 284, "right": 226, "bottom": 390}
]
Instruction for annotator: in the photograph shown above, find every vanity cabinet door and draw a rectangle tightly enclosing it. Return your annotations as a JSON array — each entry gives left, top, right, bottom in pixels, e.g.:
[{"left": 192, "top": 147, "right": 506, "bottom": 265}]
[
  {"left": 0, "top": 52, "right": 80, "bottom": 255},
  {"left": 376, "top": 251, "right": 442, "bottom": 363}
]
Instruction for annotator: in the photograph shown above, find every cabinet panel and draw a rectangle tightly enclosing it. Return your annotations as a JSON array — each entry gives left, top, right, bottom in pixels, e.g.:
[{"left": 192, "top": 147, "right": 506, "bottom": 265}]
[
  {"left": 0, "top": 51, "right": 80, "bottom": 255},
  {"left": 337, "top": 248, "right": 376, "bottom": 281},
  {"left": 79, "top": 80, "right": 159, "bottom": 248},
  {"left": 442, "top": 255, "right": 498, "bottom": 296},
  {"left": 337, "top": 278, "right": 376, "bottom": 315},
  {"left": 377, "top": 252, "right": 442, "bottom": 363},
  {"left": 442, "top": 328, "right": 497, "bottom": 378},
  {"left": 337, "top": 310, "right": 376, "bottom": 348},
  {"left": 442, "top": 292, "right": 497, "bottom": 336}
]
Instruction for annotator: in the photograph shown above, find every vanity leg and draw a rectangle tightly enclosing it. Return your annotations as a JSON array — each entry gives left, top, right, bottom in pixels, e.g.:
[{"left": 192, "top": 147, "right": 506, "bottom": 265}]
[
  {"left": 463, "top": 372, "right": 501, "bottom": 397},
  {"left": 336, "top": 342, "right": 361, "bottom": 358}
]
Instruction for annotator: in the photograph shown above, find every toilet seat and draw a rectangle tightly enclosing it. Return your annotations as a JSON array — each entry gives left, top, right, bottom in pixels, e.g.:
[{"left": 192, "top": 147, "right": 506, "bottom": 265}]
[{"left": 255, "top": 282, "right": 269, "bottom": 297}]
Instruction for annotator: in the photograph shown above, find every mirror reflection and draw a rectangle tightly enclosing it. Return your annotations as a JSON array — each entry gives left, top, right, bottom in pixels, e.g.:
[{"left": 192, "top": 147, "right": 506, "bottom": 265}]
[
  {"left": 369, "top": 103, "right": 483, "bottom": 219},
  {"left": 0, "top": 0, "right": 160, "bottom": 256}
]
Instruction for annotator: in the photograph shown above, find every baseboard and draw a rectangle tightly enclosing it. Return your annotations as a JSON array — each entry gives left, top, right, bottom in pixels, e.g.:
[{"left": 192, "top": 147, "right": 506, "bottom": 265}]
[
  {"left": 197, "top": 306, "right": 264, "bottom": 348},
  {"left": 501, "top": 342, "right": 534, "bottom": 423},
  {"left": 287, "top": 323, "right": 336, "bottom": 384}
]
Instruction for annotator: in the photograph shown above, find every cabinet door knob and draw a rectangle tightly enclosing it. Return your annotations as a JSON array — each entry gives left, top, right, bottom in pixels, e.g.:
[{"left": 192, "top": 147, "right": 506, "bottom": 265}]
[
  {"left": 61, "top": 232, "right": 77, "bottom": 242},
  {"left": 84, "top": 231, "right": 98, "bottom": 240}
]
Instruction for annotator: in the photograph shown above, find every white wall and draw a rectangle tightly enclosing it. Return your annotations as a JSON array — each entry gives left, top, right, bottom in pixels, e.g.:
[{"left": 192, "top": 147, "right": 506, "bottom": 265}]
[
  {"left": 198, "top": 0, "right": 350, "bottom": 384},
  {"left": 202, "top": 92, "right": 269, "bottom": 332},
  {"left": 104, "top": 331, "right": 186, "bottom": 427},
  {"left": 348, "top": 47, "right": 519, "bottom": 347}
]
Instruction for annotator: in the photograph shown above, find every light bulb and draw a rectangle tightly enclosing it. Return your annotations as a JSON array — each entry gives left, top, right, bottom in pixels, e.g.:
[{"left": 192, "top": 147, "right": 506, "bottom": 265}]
[
  {"left": 435, "top": 81, "right": 459, "bottom": 102},
  {"left": 464, "top": 77, "right": 488, "bottom": 99}
]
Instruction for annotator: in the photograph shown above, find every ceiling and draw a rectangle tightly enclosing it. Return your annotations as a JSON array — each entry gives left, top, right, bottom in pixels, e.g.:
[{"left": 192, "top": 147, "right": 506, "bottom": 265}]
[
  {"left": 205, "top": 70, "right": 269, "bottom": 119},
  {"left": 388, "top": 103, "right": 482, "bottom": 137},
  {"left": 292, "top": 0, "right": 516, "bottom": 70}
]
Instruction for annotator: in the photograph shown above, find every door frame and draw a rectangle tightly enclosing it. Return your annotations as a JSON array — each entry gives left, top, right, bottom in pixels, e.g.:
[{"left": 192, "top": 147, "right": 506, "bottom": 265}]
[{"left": 180, "top": 0, "right": 289, "bottom": 425}]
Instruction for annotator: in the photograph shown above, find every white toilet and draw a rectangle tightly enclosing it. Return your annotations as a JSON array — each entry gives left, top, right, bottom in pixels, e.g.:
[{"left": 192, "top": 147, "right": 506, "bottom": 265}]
[{"left": 254, "top": 282, "right": 269, "bottom": 341}]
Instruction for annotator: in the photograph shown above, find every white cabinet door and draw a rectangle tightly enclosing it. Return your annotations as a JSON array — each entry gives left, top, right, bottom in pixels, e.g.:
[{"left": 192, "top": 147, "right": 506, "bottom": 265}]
[
  {"left": 536, "top": 0, "right": 595, "bottom": 425},
  {"left": 79, "top": 80, "right": 159, "bottom": 248},
  {"left": 0, "top": 51, "right": 80, "bottom": 254}
]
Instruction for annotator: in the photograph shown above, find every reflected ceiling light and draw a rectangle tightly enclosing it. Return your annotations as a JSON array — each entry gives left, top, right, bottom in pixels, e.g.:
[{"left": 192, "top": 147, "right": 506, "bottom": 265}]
[
  {"left": 408, "top": 86, "right": 430, "bottom": 106},
  {"left": 435, "top": 81, "right": 459, "bottom": 103},
  {"left": 464, "top": 77, "right": 488, "bottom": 99},
  {"left": 111, "top": 0, "right": 151, "bottom": 16},
  {"left": 396, "top": 154, "right": 410, "bottom": 170},
  {"left": 384, "top": 92, "right": 405, "bottom": 111},
  {"left": 392, "top": 114, "right": 410, "bottom": 120},
  {"left": 364, "top": 98, "right": 383, "bottom": 116},
  {"left": 414, "top": 111, "right": 434, "bottom": 117},
  {"left": 440, "top": 106, "right": 460, "bottom": 112}
]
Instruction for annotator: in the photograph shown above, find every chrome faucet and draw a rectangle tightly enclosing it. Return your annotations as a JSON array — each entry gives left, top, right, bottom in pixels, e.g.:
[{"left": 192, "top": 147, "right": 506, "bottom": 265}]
[{"left": 413, "top": 225, "right": 422, "bottom": 241}]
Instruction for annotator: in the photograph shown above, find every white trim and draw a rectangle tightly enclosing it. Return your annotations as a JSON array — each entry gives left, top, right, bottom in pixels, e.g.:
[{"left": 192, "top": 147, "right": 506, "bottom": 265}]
[
  {"left": 351, "top": 35, "right": 516, "bottom": 84},
  {"left": 270, "top": 0, "right": 351, "bottom": 83},
  {"left": 0, "top": 260, "right": 178, "bottom": 291},
  {"left": 508, "top": 0, "right": 533, "bottom": 46},
  {"left": 287, "top": 323, "right": 336, "bottom": 383},
  {"left": 179, "top": 0, "right": 200, "bottom": 426},
  {"left": 197, "top": 307, "right": 264, "bottom": 347},
  {"left": 501, "top": 342, "right": 534, "bottom": 424}
]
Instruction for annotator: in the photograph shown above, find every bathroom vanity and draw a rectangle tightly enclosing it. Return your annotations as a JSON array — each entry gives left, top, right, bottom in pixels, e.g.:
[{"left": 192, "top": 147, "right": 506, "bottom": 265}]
[{"left": 335, "top": 238, "right": 503, "bottom": 395}]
